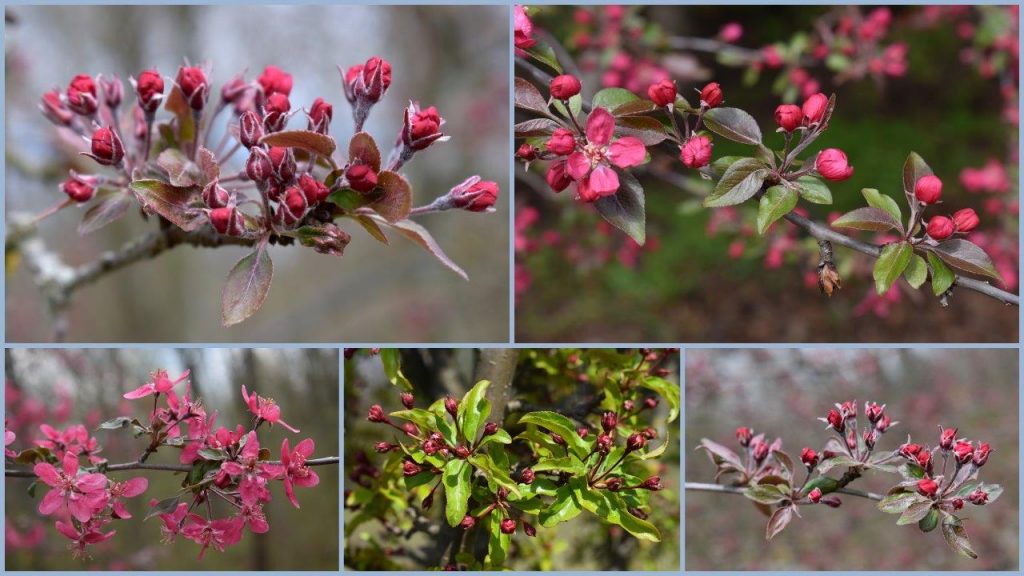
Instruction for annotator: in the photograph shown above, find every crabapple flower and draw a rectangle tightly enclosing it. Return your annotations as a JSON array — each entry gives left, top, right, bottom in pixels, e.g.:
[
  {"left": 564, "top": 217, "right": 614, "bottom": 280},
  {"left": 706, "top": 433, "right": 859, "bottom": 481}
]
[
  {"left": 89, "top": 127, "right": 124, "bottom": 166},
  {"left": 239, "top": 503, "right": 270, "bottom": 533},
  {"left": 546, "top": 160, "right": 573, "bottom": 192},
  {"left": 774, "top": 104, "right": 802, "bottom": 132},
  {"left": 55, "top": 519, "right": 115, "bottom": 559},
  {"left": 952, "top": 208, "right": 979, "bottom": 232},
  {"left": 802, "top": 92, "right": 828, "bottom": 125},
  {"left": 700, "top": 82, "right": 723, "bottom": 108},
  {"left": 550, "top": 74, "right": 582, "bottom": 100},
  {"left": 680, "top": 135, "right": 712, "bottom": 169},
  {"left": 914, "top": 174, "right": 943, "bottom": 204},
  {"left": 180, "top": 514, "right": 243, "bottom": 559},
  {"left": 156, "top": 502, "right": 190, "bottom": 543},
  {"left": 566, "top": 107, "right": 646, "bottom": 202},
  {"left": 66, "top": 74, "right": 98, "bottom": 116},
  {"left": 274, "top": 438, "right": 321, "bottom": 509},
  {"left": 5, "top": 427, "right": 16, "bottom": 457},
  {"left": 123, "top": 369, "right": 190, "bottom": 399},
  {"left": 220, "top": 431, "right": 277, "bottom": 505},
  {"left": 514, "top": 5, "right": 537, "bottom": 51},
  {"left": 241, "top": 385, "right": 299, "bottom": 432},
  {"left": 927, "top": 216, "right": 954, "bottom": 240},
  {"left": 647, "top": 79, "right": 676, "bottom": 107},
  {"left": 816, "top": 148, "right": 854, "bottom": 181},
  {"left": 34, "top": 452, "right": 110, "bottom": 522},
  {"left": 257, "top": 65, "right": 293, "bottom": 97},
  {"left": 108, "top": 477, "right": 148, "bottom": 519}
]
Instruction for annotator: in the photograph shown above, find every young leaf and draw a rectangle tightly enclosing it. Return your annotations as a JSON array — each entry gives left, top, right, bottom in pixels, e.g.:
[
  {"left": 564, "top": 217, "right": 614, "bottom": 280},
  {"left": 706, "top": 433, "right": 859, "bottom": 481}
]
[
  {"left": 594, "top": 168, "right": 646, "bottom": 245},
  {"left": 614, "top": 116, "right": 670, "bottom": 146},
  {"left": 696, "top": 438, "right": 745, "bottom": 471},
  {"left": 592, "top": 88, "right": 640, "bottom": 112},
  {"left": 576, "top": 488, "right": 661, "bottom": 542},
  {"left": 531, "top": 456, "right": 586, "bottom": 475},
  {"left": 941, "top": 513, "right": 978, "bottom": 559},
  {"left": 831, "top": 207, "right": 902, "bottom": 234},
  {"left": 443, "top": 459, "right": 472, "bottom": 527},
  {"left": 611, "top": 99, "right": 658, "bottom": 116},
  {"left": 517, "top": 411, "right": 589, "bottom": 458},
  {"left": 367, "top": 216, "right": 467, "bottom": 280},
  {"left": 897, "top": 499, "right": 935, "bottom": 525},
  {"left": 919, "top": 508, "right": 940, "bottom": 532},
  {"left": 816, "top": 454, "right": 861, "bottom": 474},
  {"left": 260, "top": 130, "right": 336, "bottom": 157},
  {"left": 468, "top": 454, "right": 521, "bottom": 498},
  {"left": 130, "top": 179, "right": 206, "bottom": 232},
  {"left": 744, "top": 484, "right": 788, "bottom": 505},
  {"left": 538, "top": 484, "right": 583, "bottom": 527},
  {"left": 878, "top": 492, "right": 930, "bottom": 514},
  {"left": 636, "top": 376, "right": 679, "bottom": 422},
  {"left": 78, "top": 189, "right": 132, "bottom": 235},
  {"left": 873, "top": 242, "right": 913, "bottom": 295},
  {"left": 765, "top": 505, "right": 794, "bottom": 540},
  {"left": 861, "top": 188, "right": 902, "bottom": 224},
  {"left": 221, "top": 246, "right": 274, "bottom": 327},
  {"left": 380, "top": 349, "right": 413, "bottom": 391},
  {"left": 514, "top": 118, "right": 560, "bottom": 137},
  {"left": 514, "top": 77, "right": 550, "bottom": 115},
  {"left": 368, "top": 171, "right": 412, "bottom": 223},
  {"left": 902, "top": 152, "right": 934, "bottom": 207},
  {"left": 904, "top": 254, "right": 928, "bottom": 289},
  {"left": 795, "top": 175, "right": 832, "bottom": 204},
  {"left": 704, "top": 158, "right": 768, "bottom": 207},
  {"left": 703, "top": 107, "right": 763, "bottom": 145},
  {"left": 487, "top": 509, "right": 512, "bottom": 567},
  {"left": 757, "top": 185, "right": 798, "bottom": 235},
  {"left": 458, "top": 379, "right": 491, "bottom": 443},
  {"left": 157, "top": 148, "right": 202, "bottom": 187},
  {"left": 927, "top": 252, "right": 956, "bottom": 296},
  {"left": 930, "top": 239, "right": 1001, "bottom": 281},
  {"left": 348, "top": 132, "right": 381, "bottom": 171},
  {"left": 97, "top": 416, "right": 132, "bottom": 430}
]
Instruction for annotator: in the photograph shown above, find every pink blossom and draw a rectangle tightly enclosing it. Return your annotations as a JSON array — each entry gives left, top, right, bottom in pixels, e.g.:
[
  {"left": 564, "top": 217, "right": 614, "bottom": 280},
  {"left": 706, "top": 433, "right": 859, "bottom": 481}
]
[
  {"left": 155, "top": 502, "right": 189, "bottom": 543},
  {"left": 123, "top": 369, "right": 190, "bottom": 400},
  {"left": 718, "top": 22, "right": 743, "bottom": 43},
  {"left": 960, "top": 159, "right": 1010, "bottom": 194},
  {"left": 241, "top": 385, "right": 299, "bottom": 432},
  {"left": 239, "top": 502, "right": 270, "bottom": 534},
  {"left": 514, "top": 5, "right": 536, "bottom": 51},
  {"left": 274, "top": 438, "right": 320, "bottom": 508},
  {"left": 55, "top": 519, "right": 115, "bottom": 559},
  {"left": 5, "top": 428, "right": 15, "bottom": 457},
  {"left": 220, "top": 431, "right": 276, "bottom": 505},
  {"left": 34, "top": 452, "right": 110, "bottom": 522},
  {"left": 180, "top": 514, "right": 243, "bottom": 559},
  {"left": 108, "top": 477, "right": 148, "bottom": 519},
  {"left": 565, "top": 107, "right": 646, "bottom": 202},
  {"left": 180, "top": 411, "right": 218, "bottom": 464}
]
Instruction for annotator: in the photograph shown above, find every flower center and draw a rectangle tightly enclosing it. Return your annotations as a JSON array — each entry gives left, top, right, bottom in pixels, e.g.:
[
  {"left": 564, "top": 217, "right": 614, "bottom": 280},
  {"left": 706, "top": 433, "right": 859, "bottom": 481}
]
[{"left": 583, "top": 142, "right": 608, "bottom": 168}]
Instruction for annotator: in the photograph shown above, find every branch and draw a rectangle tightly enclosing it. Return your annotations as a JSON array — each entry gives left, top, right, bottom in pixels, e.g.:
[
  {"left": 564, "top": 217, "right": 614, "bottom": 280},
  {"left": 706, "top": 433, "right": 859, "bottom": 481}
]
[
  {"left": 4, "top": 456, "right": 340, "bottom": 478},
  {"left": 685, "top": 481, "right": 883, "bottom": 501},
  {"left": 667, "top": 35, "right": 818, "bottom": 67}
]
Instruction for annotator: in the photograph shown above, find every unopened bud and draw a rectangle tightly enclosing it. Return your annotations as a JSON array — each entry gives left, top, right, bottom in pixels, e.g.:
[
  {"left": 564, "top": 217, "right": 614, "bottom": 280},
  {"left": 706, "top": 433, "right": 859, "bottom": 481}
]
[{"left": 400, "top": 393, "right": 415, "bottom": 409}]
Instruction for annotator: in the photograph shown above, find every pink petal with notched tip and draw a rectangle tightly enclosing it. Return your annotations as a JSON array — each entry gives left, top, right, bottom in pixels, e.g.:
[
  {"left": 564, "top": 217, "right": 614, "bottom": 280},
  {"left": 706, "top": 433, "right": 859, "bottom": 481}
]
[
  {"left": 69, "top": 495, "right": 97, "bottom": 522},
  {"left": 608, "top": 136, "right": 646, "bottom": 168},
  {"left": 220, "top": 461, "right": 245, "bottom": 476},
  {"left": 588, "top": 165, "right": 620, "bottom": 197},
  {"left": 585, "top": 107, "right": 616, "bottom": 146},
  {"left": 566, "top": 152, "right": 591, "bottom": 180}
]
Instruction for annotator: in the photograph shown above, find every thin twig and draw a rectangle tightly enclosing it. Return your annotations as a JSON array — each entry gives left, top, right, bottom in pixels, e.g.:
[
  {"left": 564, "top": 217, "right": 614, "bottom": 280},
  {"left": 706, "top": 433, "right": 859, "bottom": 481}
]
[
  {"left": 685, "top": 481, "right": 883, "bottom": 501},
  {"left": 4, "top": 456, "right": 340, "bottom": 478}
]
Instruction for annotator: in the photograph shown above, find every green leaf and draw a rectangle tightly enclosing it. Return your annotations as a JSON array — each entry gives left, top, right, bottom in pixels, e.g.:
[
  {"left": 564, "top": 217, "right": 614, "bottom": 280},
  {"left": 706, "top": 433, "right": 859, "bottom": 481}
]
[
  {"left": 468, "top": 455, "right": 521, "bottom": 498},
  {"left": 538, "top": 484, "right": 583, "bottom": 527},
  {"left": 636, "top": 376, "right": 679, "bottom": 422},
  {"left": 487, "top": 510, "right": 511, "bottom": 567},
  {"left": 744, "top": 484, "right": 789, "bottom": 505},
  {"left": 636, "top": 430, "right": 670, "bottom": 461},
  {"left": 873, "top": 242, "right": 913, "bottom": 295},
  {"left": 927, "top": 252, "right": 956, "bottom": 296},
  {"left": 919, "top": 508, "right": 940, "bottom": 532},
  {"left": 861, "top": 188, "right": 902, "bottom": 224},
  {"left": 477, "top": 428, "right": 512, "bottom": 449},
  {"left": 878, "top": 492, "right": 930, "bottom": 514},
  {"left": 593, "top": 168, "right": 645, "bottom": 245},
  {"left": 703, "top": 107, "right": 763, "bottom": 145},
  {"left": 941, "top": 514, "right": 978, "bottom": 559},
  {"left": 816, "top": 454, "right": 861, "bottom": 474},
  {"left": 765, "top": 505, "right": 794, "bottom": 540},
  {"left": 831, "top": 207, "right": 902, "bottom": 233},
  {"left": 592, "top": 87, "right": 640, "bottom": 112},
  {"left": 221, "top": 246, "right": 273, "bottom": 327},
  {"left": 757, "top": 185, "right": 798, "bottom": 235},
  {"left": 801, "top": 476, "right": 839, "bottom": 496},
  {"left": 904, "top": 254, "right": 928, "bottom": 289},
  {"left": 78, "top": 189, "right": 132, "bottom": 235},
  {"left": 930, "top": 239, "right": 1002, "bottom": 281},
  {"left": 704, "top": 158, "right": 768, "bottom": 207},
  {"left": 795, "top": 175, "right": 832, "bottom": 204},
  {"left": 902, "top": 152, "right": 934, "bottom": 207},
  {"left": 551, "top": 94, "right": 582, "bottom": 122},
  {"left": 443, "top": 459, "right": 472, "bottom": 527},
  {"left": 260, "top": 129, "right": 336, "bottom": 157},
  {"left": 898, "top": 462, "right": 926, "bottom": 480},
  {"left": 517, "top": 411, "right": 589, "bottom": 458},
  {"left": 459, "top": 380, "right": 491, "bottom": 443},
  {"left": 525, "top": 43, "right": 563, "bottom": 74},
  {"left": 531, "top": 456, "right": 585, "bottom": 475},
  {"left": 897, "top": 499, "right": 935, "bottom": 525},
  {"left": 576, "top": 488, "right": 661, "bottom": 541},
  {"left": 389, "top": 408, "right": 438, "bottom": 432},
  {"left": 380, "top": 349, "right": 413, "bottom": 391}
]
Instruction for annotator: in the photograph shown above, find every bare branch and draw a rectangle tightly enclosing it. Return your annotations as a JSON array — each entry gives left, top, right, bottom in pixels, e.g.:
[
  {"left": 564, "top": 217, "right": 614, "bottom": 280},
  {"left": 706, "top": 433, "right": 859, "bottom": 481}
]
[{"left": 685, "top": 481, "right": 883, "bottom": 501}]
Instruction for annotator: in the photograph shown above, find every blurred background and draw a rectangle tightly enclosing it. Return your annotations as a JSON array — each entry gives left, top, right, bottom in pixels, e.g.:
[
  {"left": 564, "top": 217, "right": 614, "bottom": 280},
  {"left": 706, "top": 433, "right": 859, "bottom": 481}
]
[
  {"left": 5, "top": 5, "right": 509, "bottom": 342},
  {"left": 685, "top": 349, "right": 1018, "bottom": 570},
  {"left": 4, "top": 348, "right": 339, "bottom": 570},
  {"left": 516, "top": 5, "right": 1018, "bottom": 342},
  {"left": 344, "top": 348, "right": 680, "bottom": 570}
]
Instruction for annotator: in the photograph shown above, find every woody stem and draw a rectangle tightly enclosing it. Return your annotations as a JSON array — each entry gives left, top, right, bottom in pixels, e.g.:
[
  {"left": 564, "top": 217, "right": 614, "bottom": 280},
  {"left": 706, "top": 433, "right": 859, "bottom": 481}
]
[{"left": 685, "top": 481, "right": 883, "bottom": 501}]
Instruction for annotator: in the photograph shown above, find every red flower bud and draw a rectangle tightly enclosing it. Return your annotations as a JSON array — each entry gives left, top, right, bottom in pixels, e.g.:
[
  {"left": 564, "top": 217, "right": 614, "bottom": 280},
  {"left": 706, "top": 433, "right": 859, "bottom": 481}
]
[
  {"left": 422, "top": 439, "right": 439, "bottom": 455},
  {"left": 973, "top": 442, "right": 991, "bottom": 467},
  {"left": 752, "top": 440, "right": 769, "bottom": 463},
  {"left": 623, "top": 400, "right": 635, "bottom": 414},
  {"left": 267, "top": 147, "right": 296, "bottom": 183},
  {"left": 899, "top": 442, "right": 923, "bottom": 458},
  {"left": 914, "top": 174, "right": 943, "bottom": 204},
  {"left": 374, "top": 441, "right": 396, "bottom": 453},
  {"left": 500, "top": 518, "right": 516, "bottom": 535},
  {"left": 839, "top": 401, "right": 857, "bottom": 420},
  {"left": 308, "top": 97, "right": 333, "bottom": 134},
  {"left": 605, "top": 477, "right": 624, "bottom": 491},
  {"left": 298, "top": 174, "right": 330, "bottom": 205},
  {"left": 816, "top": 148, "right": 854, "bottom": 181},
  {"left": 523, "top": 522, "right": 537, "bottom": 537},
  {"left": 643, "top": 397, "right": 658, "bottom": 410},
  {"left": 952, "top": 208, "right": 979, "bottom": 233},
  {"left": 800, "top": 447, "right": 819, "bottom": 469},
  {"left": 875, "top": 413, "right": 893, "bottom": 432},
  {"left": 281, "top": 186, "right": 308, "bottom": 226},
  {"left": 864, "top": 402, "right": 884, "bottom": 423},
  {"left": 450, "top": 179, "right": 499, "bottom": 212},
  {"left": 700, "top": 82, "right": 723, "bottom": 108},
  {"left": 546, "top": 128, "right": 577, "bottom": 156},
  {"left": 405, "top": 105, "right": 445, "bottom": 150},
  {"left": 577, "top": 426, "right": 590, "bottom": 438},
  {"left": 915, "top": 449, "right": 932, "bottom": 471},
  {"left": 40, "top": 90, "right": 73, "bottom": 126},
  {"left": 647, "top": 79, "right": 676, "bottom": 107},
  {"left": 642, "top": 427, "right": 657, "bottom": 440},
  {"left": 939, "top": 427, "right": 957, "bottom": 450},
  {"left": 549, "top": 74, "right": 582, "bottom": 100},
  {"left": 952, "top": 498, "right": 964, "bottom": 510},
  {"left": 801, "top": 92, "right": 828, "bottom": 125},
  {"left": 202, "top": 179, "right": 230, "bottom": 209},
  {"left": 460, "top": 515, "right": 476, "bottom": 529},
  {"left": 520, "top": 468, "right": 535, "bottom": 485},
  {"left": 641, "top": 476, "right": 662, "bottom": 490},
  {"left": 927, "top": 216, "right": 955, "bottom": 240},
  {"left": 400, "top": 393, "right": 415, "bottom": 409},
  {"left": 845, "top": 429, "right": 858, "bottom": 452},
  {"left": 497, "top": 487, "right": 509, "bottom": 500},
  {"left": 626, "top": 432, "right": 646, "bottom": 453},
  {"left": 101, "top": 75, "right": 123, "bottom": 108},
  {"left": 67, "top": 74, "right": 98, "bottom": 116},
  {"left": 135, "top": 69, "right": 165, "bottom": 115},
  {"left": 680, "top": 135, "right": 712, "bottom": 169},
  {"left": 209, "top": 207, "right": 242, "bottom": 236},
  {"left": 597, "top": 434, "right": 612, "bottom": 454},
  {"left": 402, "top": 460, "right": 423, "bottom": 477},
  {"left": 516, "top": 143, "right": 538, "bottom": 161},
  {"left": 367, "top": 404, "right": 389, "bottom": 423},
  {"left": 444, "top": 396, "right": 459, "bottom": 417},
  {"left": 808, "top": 487, "right": 823, "bottom": 503},
  {"left": 863, "top": 429, "right": 876, "bottom": 449},
  {"left": 550, "top": 432, "right": 566, "bottom": 446},
  {"left": 917, "top": 477, "right": 939, "bottom": 498},
  {"left": 735, "top": 426, "right": 753, "bottom": 447},
  {"left": 421, "top": 492, "right": 434, "bottom": 510},
  {"left": 601, "top": 411, "right": 618, "bottom": 433},
  {"left": 175, "top": 66, "right": 209, "bottom": 111},
  {"left": 361, "top": 57, "right": 392, "bottom": 102},
  {"left": 483, "top": 422, "right": 499, "bottom": 436},
  {"left": 263, "top": 93, "right": 291, "bottom": 133},
  {"left": 220, "top": 74, "right": 248, "bottom": 105},
  {"left": 967, "top": 489, "right": 988, "bottom": 505},
  {"left": 246, "top": 148, "right": 273, "bottom": 183},
  {"left": 239, "top": 111, "right": 264, "bottom": 149},
  {"left": 402, "top": 423, "right": 419, "bottom": 437},
  {"left": 953, "top": 440, "right": 974, "bottom": 465},
  {"left": 774, "top": 104, "right": 802, "bottom": 132},
  {"left": 454, "top": 445, "right": 471, "bottom": 459},
  {"left": 822, "top": 496, "right": 842, "bottom": 508},
  {"left": 90, "top": 127, "right": 124, "bottom": 166},
  {"left": 824, "top": 408, "right": 845, "bottom": 433},
  {"left": 546, "top": 160, "right": 573, "bottom": 192},
  {"left": 61, "top": 175, "right": 96, "bottom": 203},
  {"left": 258, "top": 65, "right": 293, "bottom": 97}
]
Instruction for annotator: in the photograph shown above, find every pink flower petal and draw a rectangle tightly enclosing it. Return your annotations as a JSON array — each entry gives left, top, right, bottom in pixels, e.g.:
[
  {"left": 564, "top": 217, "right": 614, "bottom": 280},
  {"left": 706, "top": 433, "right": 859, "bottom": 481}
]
[
  {"left": 586, "top": 107, "right": 616, "bottom": 146},
  {"left": 294, "top": 470, "right": 320, "bottom": 488},
  {"left": 55, "top": 521, "right": 79, "bottom": 541},
  {"left": 588, "top": 165, "right": 621, "bottom": 197},
  {"left": 608, "top": 137, "right": 647, "bottom": 168},
  {"left": 295, "top": 438, "right": 316, "bottom": 458},
  {"left": 33, "top": 462, "right": 61, "bottom": 487},
  {"left": 76, "top": 473, "right": 108, "bottom": 492},
  {"left": 38, "top": 489, "right": 63, "bottom": 515},
  {"left": 122, "top": 477, "right": 149, "bottom": 497},
  {"left": 566, "top": 152, "right": 592, "bottom": 181},
  {"left": 61, "top": 452, "right": 79, "bottom": 477},
  {"left": 123, "top": 384, "right": 155, "bottom": 399}
]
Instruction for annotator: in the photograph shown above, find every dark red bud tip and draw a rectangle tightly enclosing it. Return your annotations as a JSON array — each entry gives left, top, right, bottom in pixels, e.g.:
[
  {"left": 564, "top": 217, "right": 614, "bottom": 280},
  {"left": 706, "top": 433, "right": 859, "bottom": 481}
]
[
  {"left": 800, "top": 447, "right": 819, "bottom": 469},
  {"left": 752, "top": 440, "right": 769, "bottom": 463},
  {"left": 647, "top": 79, "right": 676, "bottom": 107},
  {"left": 927, "top": 216, "right": 955, "bottom": 240},
  {"left": 700, "top": 82, "right": 723, "bottom": 108},
  {"left": 520, "top": 468, "right": 535, "bottom": 485},
  {"left": 374, "top": 441, "right": 396, "bottom": 453},
  {"left": 550, "top": 432, "right": 566, "bottom": 446},
  {"left": 176, "top": 66, "right": 209, "bottom": 111},
  {"left": 939, "top": 428, "right": 958, "bottom": 452},
  {"left": 973, "top": 442, "right": 991, "bottom": 467},
  {"left": 626, "top": 432, "right": 646, "bottom": 453},
  {"left": 400, "top": 392, "right": 415, "bottom": 410},
  {"left": 641, "top": 476, "right": 662, "bottom": 490},
  {"left": 917, "top": 478, "right": 939, "bottom": 498},
  {"left": 66, "top": 74, "right": 98, "bottom": 116},
  {"left": 642, "top": 427, "right": 657, "bottom": 440},
  {"left": 454, "top": 445, "right": 471, "bottom": 459},
  {"left": 402, "top": 460, "right": 422, "bottom": 477},
  {"left": 308, "top": 97, "right": 333, "bottom": 134},
  {"left": 601, "top": 411, "right": 618, "bottom": 433},
  {"left": 967, "top": 489, "right": 989, "bottom": 505},
  {"left": 808, "top": 487, "right": 822, "bottom": 503},
  {"left": 135, "top": 69, "right": 165, "bottom": 114},
  {"left": 499, "top": 518, "right": 516, "bottom": 535},
  {"left": 367, "top": 404, "right": 389, "bottom": 423},
  {"left": 497, "top": 487, "right": 509, "bottom": 500},
  {"left": 402, "top": 423, "right": 420, "bottom": 438},
  {"left": 643, "top": 397, "right": 658, "bottom": 410},
  {"left": 460, "top": 515, "right": 476, "bottom": 529},
  {"left": 577, "top": 426, "right": 590, "bottom": 439},
  {"left": 914, "top": 174, "right": 943, "bottom": 204},
  {"left": 444, "top": 396, "right": 459, "bottom": 417},
  {"left": 258, "top": 65, "right": 293, "bottom": 97},
  {"left": 90, "top": 127, "right": 124, "bottom": 166},
  {"left": 822, "top": 496, "right": 842, "bottom": 508},
  {"left": 774, "top": 104, "right": 802, "bottom": 132},
  {"left": 523, "top": 522, "right": 536, "bottom": 537},
  {"left": 421, "top": 493, "right": 434, "bottom": 510},
  {"left": 62, "top": 176, "right": 96, "bottom": 203},
  {"left": 443, "top": 563, "right": 457, "bottom": 571},
  {"left": 623, "top": 399, "right": 635, "bottom": 412},
  {"left": 346, "top": 164, "right": 378, "bottom": 193},
  {"left": 482, "top": 422, "right": 499, "bottom": 436},
  {"left": 549, "top": 74, "right": 582, "bottom": 100},
  {"left": 597, "top": 434, "right": 612, "bottom": 454},
  {"left": 209, "top": 207, "right": 242, "bottom": 236},
  {"left": 516, "top": 143, "right": 538, "bottom": 161},
  {"left": 735, "top": 426, "right": 753, "bottom": 447},
  {"left": 605, "top": 477, "right": 624, "bottom": 491},
  {"left": 240, "top": 111, "right": 264, "bottom": 149},
  {"left": 802, "top": 92, "right": 828, "bottom": 125}
]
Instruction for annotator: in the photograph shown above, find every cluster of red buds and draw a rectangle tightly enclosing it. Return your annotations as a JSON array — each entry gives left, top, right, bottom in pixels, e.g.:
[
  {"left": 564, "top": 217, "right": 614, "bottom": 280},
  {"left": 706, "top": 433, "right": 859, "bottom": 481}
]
[
  {"left": 898, "top": 426, "right": 993, "bottom": 509},
  {"left": 6, "top": 370, "right": 325, "bottom": 560},
  {"left": 911, "top": 175, "right": 981, "bottom": 241},
  {"left": 771, "top": 92, "right": 853, "bottom": 182}
]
